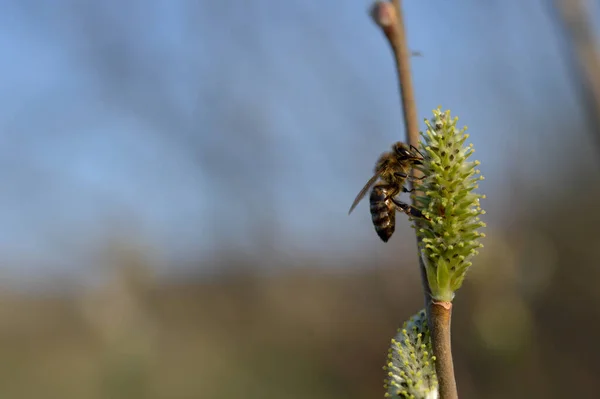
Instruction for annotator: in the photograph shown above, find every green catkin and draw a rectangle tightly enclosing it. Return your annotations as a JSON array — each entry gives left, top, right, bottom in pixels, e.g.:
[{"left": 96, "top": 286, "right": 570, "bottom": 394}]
[
  {"left": 384, "top": 310, "right": 438, "bottom": 399},
  {"left": 414, "top": 108, "right": 486, "bottom": 301}
]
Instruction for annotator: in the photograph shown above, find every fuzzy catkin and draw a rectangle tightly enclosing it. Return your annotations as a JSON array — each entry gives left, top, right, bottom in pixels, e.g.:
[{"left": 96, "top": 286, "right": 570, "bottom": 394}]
[
  {"left": 414, "top": 108, "right": 486, "bottom": 302},
  {"left": 384, "top": 310, "right": 438, "bottom": 399}
]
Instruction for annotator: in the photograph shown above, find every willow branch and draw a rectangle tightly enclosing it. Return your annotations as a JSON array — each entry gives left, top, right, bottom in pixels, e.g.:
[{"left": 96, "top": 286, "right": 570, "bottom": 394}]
[
  {"left": 372, "top": 0, "right": 420, "bottom": 150},
  {"left": 371, "top": 2, "right": 458, "bottom": 398},
  {"left": 551, "top": 0, "right": 600, "bottom": 159},
  {"left": 429, "top": 300, "right": 457, "bottom": 399}
]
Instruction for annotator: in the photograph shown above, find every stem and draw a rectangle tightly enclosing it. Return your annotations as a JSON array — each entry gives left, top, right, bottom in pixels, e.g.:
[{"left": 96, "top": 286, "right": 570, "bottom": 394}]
[
  {"left": 388, "top": 0, "right": 420, "bottom": 150},
  {"left": 429, "top": 301, "right": 457, "bottom": 399},
  {"left": 550, "top": 0, "right": 600, "bottom": 161},
  {"left": 371, "top": 2, "right": 458, "bottom": 398}
]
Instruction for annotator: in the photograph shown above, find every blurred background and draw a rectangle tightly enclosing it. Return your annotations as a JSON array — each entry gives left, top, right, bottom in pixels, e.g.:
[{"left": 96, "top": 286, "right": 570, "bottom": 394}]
[{"left": 1, "top": 0, "right": 600, "bottom": 398}]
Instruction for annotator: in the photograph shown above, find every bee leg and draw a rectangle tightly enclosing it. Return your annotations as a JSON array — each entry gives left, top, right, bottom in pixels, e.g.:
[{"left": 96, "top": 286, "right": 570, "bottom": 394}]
[
  {"left": 394, "top": 172, "right": 427, "bottom": 182},
  {"left": 410, "top": 144, "right": 426, "bottom": 158},
  {"left": 402, "top": 186, "right": 415, "bottom": 193},
  {"left": 391, "top": 198, "right": 428, "bottom": 219}
]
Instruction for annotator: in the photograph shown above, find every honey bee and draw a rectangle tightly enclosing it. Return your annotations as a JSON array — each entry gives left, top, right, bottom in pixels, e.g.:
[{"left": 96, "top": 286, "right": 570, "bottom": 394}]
[{"left": 348, "top": 142, "right": 427, "bottom": 242}]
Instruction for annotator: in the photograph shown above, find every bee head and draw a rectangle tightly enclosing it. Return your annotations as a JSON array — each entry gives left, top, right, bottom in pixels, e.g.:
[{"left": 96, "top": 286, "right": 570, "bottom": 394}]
[{"left": 393, "top": 142, "right": 423, "bottom": 164}]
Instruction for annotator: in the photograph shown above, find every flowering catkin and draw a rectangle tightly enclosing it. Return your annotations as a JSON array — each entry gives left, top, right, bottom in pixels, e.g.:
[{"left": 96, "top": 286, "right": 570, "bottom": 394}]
[
  {"left": 414, "top": 108, "right": 486, "bottom": 302},
  {"left": 384, "top": 310, "right": 438, "bottom": 399}
]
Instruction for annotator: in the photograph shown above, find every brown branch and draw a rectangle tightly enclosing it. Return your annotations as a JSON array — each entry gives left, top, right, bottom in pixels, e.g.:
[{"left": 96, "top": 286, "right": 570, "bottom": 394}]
[
  {"left": 371, "top": 2, "right": 458, "bottom": 398},
  {"left": 371, "top": 1, "right": 420, "bottom": 149},
  {"left": 551, "top": 0, "right": 600, "bottom": 160},
  {"left": 430, "top": 300, "right": 457, "bottom": 399}
]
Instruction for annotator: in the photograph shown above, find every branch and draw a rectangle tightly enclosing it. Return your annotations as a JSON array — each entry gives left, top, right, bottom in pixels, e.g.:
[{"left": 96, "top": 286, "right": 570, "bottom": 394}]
[
  {"left": 551, "top": 0, "right": 600, "bottom": 161},
  {"left": 429, "top": 301, "right": 456, "bottom": 399},
  {"left": 371, "top": 2, "right": 458, "bottom": 398},
  {"left": 371, "top": 1, "right": 420, "bottom": 149}
]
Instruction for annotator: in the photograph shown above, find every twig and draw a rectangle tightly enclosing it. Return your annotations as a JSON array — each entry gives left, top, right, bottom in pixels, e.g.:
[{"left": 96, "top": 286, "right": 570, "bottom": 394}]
[
  {"left": 371, "top": 1, "right": 420, "bottom": 150},
  {"left": 371, "top": 2, "right": 458, "bottom": 398},
  {"left": 550, "top": 0, "right": 600, "bottom": 161},
  {"left": 429, "top": 300, "right": 456, "bottom": 399}
]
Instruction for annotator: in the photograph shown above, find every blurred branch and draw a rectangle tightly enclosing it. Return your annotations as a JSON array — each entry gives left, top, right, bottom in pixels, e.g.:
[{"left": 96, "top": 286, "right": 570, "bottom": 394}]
[
  {"left": 371, "top": 2, "right": 458, "bottom": 398},
  {"left": 551, "top": 0, "right": 600, "bottom": 159}
]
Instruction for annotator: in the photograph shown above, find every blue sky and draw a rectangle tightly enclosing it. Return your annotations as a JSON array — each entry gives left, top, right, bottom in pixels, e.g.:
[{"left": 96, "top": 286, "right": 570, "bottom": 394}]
[{"left": 0, "top": 0, "right": 598, "bottom": 285}]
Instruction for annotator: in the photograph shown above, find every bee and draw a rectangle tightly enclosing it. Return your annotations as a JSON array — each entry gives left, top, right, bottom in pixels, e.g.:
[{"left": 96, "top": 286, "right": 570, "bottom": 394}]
[{"left": 348, "top": 142, "right": 427, "bottom": 242}]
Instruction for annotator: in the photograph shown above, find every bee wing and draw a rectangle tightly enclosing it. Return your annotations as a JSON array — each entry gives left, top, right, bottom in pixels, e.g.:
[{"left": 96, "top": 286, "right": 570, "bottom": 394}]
[{"left": 348, "top": 173, "right": 381, "bottom": 215}]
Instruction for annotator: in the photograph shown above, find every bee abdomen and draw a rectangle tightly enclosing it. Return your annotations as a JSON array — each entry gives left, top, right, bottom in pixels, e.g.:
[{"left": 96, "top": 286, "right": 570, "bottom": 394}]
[{"left": 370, "top": 186, "right": 396, "bottom": 242}]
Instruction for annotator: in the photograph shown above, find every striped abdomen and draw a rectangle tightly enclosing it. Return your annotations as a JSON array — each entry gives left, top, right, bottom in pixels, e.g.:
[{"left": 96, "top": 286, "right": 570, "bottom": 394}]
[{"left": 369, "top": 184, "right": 397, "bottom": 242}]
